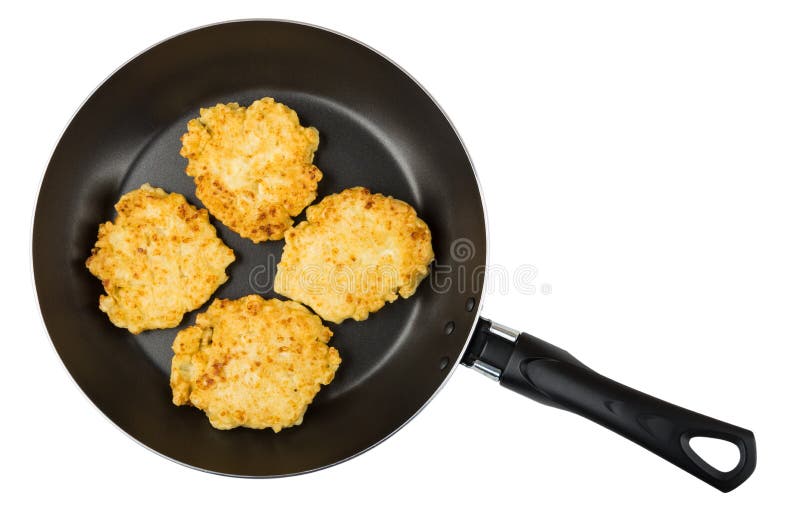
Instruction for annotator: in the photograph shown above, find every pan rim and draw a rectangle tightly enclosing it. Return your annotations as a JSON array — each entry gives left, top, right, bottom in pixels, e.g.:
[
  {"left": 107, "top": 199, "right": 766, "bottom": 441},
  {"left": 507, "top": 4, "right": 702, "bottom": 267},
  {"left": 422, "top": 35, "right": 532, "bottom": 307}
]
[{"left": 31, "top": 18, "right": 490, "bottom": 477}]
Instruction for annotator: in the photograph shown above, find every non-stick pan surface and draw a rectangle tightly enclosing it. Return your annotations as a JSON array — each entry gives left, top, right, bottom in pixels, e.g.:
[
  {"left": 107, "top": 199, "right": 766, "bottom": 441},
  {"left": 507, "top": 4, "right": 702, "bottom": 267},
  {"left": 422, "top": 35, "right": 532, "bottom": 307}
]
[{"left": 33, "top": 20, "right": 486, "bottom": 476}]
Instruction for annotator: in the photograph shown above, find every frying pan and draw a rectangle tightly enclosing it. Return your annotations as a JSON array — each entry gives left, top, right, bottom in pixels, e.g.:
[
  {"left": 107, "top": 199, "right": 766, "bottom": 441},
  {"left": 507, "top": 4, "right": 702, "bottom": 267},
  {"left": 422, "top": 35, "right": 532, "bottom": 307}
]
[{"left": 33, "top": 20, "right": 756, "bottom": 491}]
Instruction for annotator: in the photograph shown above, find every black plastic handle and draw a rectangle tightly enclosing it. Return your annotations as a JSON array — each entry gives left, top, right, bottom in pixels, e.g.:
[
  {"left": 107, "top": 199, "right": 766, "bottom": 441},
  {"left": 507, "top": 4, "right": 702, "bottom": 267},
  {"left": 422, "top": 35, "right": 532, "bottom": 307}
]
[{"left": 464, "top": 319, "right": 756, "bottom": 492}]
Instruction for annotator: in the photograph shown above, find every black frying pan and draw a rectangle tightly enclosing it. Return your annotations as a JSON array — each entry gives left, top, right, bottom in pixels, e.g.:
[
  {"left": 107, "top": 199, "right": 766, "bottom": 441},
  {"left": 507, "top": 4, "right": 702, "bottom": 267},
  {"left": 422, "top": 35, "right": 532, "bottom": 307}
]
[{"left": 33, "top": 20, "right": 756, "bottom": 491}]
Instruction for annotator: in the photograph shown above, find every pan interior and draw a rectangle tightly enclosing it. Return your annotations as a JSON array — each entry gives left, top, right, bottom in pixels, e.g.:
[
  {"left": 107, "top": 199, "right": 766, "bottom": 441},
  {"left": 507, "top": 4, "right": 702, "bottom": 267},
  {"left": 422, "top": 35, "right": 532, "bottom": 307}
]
[
  {"left": 126, "top": 87, "right": 428, "bottom": 402},
  {"left": 33, "top": 21, "right": 486, "bottom": 476}
]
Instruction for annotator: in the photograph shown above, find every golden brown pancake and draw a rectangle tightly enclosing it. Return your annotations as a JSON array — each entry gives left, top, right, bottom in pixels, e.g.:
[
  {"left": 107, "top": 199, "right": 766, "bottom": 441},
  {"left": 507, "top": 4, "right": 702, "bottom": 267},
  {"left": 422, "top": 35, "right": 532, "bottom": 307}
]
[
  {"left": 85, "top": 184, "right": 234, "bottom": 334},
  {"left": 275, "top": 187, "right": 434, "bottom": 323},
  {"left": 180, "top": 97, "right": 322, "bottom": 242},
  {"left": 170, "top": 295, "right": 341, "bottom": 431}
]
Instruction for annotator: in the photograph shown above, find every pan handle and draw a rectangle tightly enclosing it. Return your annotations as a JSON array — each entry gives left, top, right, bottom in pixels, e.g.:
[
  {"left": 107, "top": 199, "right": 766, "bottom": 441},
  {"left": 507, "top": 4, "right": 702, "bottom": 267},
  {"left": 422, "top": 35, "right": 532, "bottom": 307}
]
[{"left": 462, "top": 318, "right": 756, "bottom": 492}]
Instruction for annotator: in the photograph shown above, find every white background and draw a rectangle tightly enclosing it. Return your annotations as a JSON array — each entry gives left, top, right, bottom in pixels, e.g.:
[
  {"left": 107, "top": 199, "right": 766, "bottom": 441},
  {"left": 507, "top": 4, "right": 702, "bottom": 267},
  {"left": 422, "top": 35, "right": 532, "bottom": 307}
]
[{"left": 6, "top": 1, "right": 799, "bottom": 528}]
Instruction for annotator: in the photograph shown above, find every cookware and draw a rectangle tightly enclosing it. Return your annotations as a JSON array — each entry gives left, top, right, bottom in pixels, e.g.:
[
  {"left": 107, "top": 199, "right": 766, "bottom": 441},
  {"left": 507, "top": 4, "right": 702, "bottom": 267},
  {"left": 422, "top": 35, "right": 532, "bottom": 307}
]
[{"left": 33, "top": 20, "right": 755, "bottom": 491}]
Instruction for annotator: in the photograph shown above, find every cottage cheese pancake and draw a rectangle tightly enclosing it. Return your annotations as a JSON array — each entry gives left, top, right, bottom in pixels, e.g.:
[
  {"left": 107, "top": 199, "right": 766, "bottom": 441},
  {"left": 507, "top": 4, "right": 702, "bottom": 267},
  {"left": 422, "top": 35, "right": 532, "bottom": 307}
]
[
  {"left": 275, "top": 187, "right": 434, "bottom": 323},
  {"left": 180, "top": 97, "right": 322, "bottom": 242},
  {"left": 170, "top": 296, "right": 341, "bottom": 431},
  {"left": 86, "top": 184, "right": 235, "bottom": 334}
]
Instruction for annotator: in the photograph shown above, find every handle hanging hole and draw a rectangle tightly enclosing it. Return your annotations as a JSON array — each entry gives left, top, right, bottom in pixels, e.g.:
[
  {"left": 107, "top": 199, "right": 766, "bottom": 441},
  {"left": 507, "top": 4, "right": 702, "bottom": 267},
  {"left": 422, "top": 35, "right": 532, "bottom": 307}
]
[{"left": 688, "top": 436, "right": 742, "bottom": 473}]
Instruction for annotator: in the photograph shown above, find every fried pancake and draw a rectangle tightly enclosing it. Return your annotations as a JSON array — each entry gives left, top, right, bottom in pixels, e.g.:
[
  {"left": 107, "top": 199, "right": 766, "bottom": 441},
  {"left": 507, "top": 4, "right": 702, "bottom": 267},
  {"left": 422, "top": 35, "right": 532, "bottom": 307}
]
[
  {"left": 170, "top": 295, "right": 341, "bottom": 431},
  {"left": 86, "top": 184, "right": 235, "bottom": 334},
  {"left": 180, "top": 97, "right": 322, "bottom": 242},
  {"left": 275, "top": 187, "right": 434, "bottom": 323}
]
